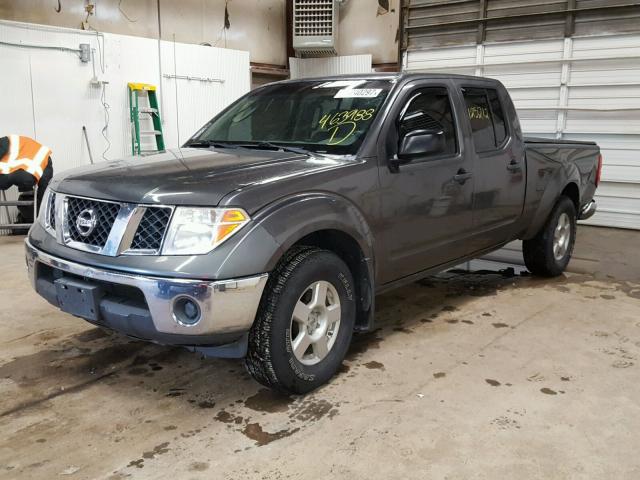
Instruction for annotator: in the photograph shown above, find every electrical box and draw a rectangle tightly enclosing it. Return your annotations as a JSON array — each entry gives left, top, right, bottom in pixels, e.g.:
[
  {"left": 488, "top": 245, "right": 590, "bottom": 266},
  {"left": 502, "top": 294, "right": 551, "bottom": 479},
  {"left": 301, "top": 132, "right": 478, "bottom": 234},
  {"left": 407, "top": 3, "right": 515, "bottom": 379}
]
[
  {"left": 292, "top": 0, "right": 338, "bottom": 58},
  {"left": 79, "top": 43, "right": 91, "bottom": 63}
]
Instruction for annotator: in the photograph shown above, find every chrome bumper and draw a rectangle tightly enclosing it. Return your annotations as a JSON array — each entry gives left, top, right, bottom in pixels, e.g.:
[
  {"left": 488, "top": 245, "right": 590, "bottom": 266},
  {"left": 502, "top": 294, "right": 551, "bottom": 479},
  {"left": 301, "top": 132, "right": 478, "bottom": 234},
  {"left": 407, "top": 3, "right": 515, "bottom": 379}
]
[
  {"left": 579, "top": 200, "right": 597, "bottom": 220},
  {"left": 25, "top": 240, "right": 268, "bottom": 337}
]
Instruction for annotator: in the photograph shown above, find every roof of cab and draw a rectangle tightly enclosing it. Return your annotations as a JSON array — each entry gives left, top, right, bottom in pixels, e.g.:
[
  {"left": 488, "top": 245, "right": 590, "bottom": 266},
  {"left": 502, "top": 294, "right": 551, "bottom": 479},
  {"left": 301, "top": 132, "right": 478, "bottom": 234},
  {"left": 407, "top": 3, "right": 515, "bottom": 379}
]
[{"left": 274, "top": 72, "right": 498, "bottom": 84}]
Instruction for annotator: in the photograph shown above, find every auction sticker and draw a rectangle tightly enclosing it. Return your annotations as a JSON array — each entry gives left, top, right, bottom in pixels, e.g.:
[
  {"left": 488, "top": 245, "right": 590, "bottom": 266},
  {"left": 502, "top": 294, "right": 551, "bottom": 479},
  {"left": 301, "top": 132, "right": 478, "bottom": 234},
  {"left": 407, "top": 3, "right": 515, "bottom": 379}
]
[{"left": 334, "top": 88, "right": 382, "bottom": 98}]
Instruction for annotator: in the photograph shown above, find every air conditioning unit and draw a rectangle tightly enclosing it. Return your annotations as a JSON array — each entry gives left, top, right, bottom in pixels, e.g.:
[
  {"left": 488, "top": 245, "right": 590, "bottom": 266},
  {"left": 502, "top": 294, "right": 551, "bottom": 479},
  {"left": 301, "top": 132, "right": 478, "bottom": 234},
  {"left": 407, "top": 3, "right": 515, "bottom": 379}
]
[{"left": 293, "top": 0, "right": 339, "bottom": 58}]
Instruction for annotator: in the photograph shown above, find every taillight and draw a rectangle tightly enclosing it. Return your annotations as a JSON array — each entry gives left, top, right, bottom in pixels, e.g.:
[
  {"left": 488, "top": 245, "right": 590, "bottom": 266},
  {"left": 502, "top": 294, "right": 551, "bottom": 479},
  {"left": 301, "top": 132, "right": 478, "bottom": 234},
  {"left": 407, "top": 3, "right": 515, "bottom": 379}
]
[{"left": 595, "top": 153, "right": 603, "bottom": 187}]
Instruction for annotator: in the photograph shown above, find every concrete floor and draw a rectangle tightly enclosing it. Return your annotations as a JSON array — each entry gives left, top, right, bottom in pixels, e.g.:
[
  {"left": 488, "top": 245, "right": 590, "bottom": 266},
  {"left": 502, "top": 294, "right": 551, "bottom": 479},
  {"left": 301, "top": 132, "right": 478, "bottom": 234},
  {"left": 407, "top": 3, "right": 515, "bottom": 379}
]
[{"left": 1, "top": 226, "right": 639, "bottom": 480}]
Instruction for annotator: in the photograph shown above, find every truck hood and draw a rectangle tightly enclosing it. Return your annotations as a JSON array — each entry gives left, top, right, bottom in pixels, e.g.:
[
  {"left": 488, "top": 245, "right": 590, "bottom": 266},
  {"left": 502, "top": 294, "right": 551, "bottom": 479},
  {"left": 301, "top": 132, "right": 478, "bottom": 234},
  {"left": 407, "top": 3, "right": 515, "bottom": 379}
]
[{"left": 51, "top": 148, "right": 351, "bottom": 207}]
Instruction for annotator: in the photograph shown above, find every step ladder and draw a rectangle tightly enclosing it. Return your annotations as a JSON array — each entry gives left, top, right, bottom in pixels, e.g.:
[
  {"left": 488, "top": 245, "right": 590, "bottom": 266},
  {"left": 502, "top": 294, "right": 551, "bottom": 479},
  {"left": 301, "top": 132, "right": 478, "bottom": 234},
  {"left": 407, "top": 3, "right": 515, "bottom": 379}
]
[
  {"left": 0, "top": 186, "right": 38, "bottom": 233},
  {"left": 128, "top": 82, "right": 165, "bottom": 155}
]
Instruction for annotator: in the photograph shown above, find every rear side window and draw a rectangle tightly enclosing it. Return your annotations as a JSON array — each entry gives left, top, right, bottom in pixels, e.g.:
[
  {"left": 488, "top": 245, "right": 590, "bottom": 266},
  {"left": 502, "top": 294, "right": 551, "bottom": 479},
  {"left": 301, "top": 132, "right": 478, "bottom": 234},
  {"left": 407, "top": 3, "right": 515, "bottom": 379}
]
[
  {"left": 399, "top": 87, "right": 458, "bottom": 156},
  {"left": 463, "top": 87, "right": 508, "bottom": 152},
  {"left": 487, "top": 90, "right": 506, "bottom": 145}
]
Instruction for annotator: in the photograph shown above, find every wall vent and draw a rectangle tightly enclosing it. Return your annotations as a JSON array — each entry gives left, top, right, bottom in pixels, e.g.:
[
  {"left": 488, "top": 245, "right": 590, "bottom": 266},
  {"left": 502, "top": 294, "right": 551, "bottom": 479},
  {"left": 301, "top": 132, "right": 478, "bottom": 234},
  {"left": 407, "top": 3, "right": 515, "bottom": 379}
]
[{"left": 293, "top": 0, "right": 338, "bottom": 58}]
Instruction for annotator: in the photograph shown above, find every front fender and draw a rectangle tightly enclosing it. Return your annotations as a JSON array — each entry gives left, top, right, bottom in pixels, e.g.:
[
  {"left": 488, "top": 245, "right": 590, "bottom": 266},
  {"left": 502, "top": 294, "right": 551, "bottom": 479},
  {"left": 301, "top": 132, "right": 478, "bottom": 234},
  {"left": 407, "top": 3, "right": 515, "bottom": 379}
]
[{"left": 213, "top": 192, "right": 375, "bottom": 280}]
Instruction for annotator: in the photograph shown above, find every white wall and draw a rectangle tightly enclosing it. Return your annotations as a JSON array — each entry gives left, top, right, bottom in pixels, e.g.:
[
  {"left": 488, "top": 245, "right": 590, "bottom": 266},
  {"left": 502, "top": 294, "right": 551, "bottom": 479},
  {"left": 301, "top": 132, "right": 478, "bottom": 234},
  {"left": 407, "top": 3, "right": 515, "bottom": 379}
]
[
  {"left": 405, "top": 33, "right": 640, "bottom": 230},
  {"left": 289, "top": 54, "right": 372, "bottom": 79},
  {"left": 0, "top": 0, "right": 287, "bottom": 66},
  {"left": 0, "top": 19, "right": 250, "bottom": 227}
]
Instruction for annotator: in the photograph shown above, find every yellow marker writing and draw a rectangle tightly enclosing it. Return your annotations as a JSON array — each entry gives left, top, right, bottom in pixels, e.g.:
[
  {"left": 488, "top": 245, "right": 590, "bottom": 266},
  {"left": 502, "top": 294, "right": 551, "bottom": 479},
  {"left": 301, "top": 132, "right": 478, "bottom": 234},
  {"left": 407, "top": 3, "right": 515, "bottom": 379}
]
[{"left": 317, "top": 108, "right": 376, "bottom": 144}]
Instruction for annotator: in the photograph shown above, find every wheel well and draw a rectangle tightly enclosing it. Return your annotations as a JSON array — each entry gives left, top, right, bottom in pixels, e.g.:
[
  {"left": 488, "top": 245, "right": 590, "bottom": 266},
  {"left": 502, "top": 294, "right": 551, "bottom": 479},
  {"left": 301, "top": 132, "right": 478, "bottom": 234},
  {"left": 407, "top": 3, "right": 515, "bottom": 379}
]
[
  {"left": 561, "top": 183, "right": 579, "bottom": 211},
  {"left": 293, "top": 229, "right": 372, "bottom": 330}
]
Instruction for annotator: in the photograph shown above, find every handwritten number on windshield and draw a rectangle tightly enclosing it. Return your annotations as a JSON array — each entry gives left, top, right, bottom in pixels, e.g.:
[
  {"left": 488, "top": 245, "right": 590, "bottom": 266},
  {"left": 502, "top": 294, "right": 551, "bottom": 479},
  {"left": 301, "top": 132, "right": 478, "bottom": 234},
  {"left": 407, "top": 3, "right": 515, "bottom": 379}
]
[{"left": 318, "top": 108, "right": 376, "bottom": 145}]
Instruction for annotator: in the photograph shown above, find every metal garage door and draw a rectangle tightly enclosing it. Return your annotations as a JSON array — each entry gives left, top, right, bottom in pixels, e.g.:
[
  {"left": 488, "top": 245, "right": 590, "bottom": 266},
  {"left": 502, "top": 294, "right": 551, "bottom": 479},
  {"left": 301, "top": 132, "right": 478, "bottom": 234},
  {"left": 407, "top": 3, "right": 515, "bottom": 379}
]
[{"left": 401, "top": 1, "right": 640, "bottom": 230}]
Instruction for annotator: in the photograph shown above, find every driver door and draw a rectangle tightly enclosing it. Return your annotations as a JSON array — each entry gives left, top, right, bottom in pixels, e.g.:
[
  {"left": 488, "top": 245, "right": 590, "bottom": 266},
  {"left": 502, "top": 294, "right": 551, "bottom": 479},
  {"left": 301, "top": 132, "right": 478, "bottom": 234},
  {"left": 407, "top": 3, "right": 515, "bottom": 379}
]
[{"left": 377, "top": 82, "right": 475, "bottom": 284}]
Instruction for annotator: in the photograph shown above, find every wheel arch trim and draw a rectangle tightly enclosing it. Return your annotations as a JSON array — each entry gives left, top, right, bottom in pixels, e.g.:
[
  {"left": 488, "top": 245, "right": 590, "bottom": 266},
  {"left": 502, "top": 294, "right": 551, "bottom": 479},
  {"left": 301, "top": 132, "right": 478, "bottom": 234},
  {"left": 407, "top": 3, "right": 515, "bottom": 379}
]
[{"left": 521, "top": 164, "right": 581, "bottom": 240}]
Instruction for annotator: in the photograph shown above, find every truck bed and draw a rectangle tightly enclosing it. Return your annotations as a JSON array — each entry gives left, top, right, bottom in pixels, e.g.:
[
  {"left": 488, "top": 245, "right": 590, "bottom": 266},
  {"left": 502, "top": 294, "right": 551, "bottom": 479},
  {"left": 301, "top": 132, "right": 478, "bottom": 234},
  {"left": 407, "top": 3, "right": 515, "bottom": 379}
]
[{"left": 524, "top": 136, "right": 597, "bottom": 146}]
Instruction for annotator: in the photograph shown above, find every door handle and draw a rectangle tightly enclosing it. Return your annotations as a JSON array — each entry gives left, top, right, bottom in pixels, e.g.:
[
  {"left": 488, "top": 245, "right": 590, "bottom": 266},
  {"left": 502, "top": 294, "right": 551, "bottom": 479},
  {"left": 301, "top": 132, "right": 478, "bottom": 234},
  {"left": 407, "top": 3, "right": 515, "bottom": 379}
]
[
  {"left": 507, "top": 160, "right": 522, "bottom": 172},
  {"left": 453, "top": 169, "right": 473, "bottom": 184}
]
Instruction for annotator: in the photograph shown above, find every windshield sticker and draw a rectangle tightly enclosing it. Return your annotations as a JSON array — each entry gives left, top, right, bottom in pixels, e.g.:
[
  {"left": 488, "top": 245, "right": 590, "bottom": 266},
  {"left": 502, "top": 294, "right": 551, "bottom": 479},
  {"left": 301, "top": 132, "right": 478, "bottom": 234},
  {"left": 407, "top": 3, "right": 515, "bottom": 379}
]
[
  {"left": 334, "top": 88, "right": 382, "bottom": 99},
  {"left": 315, "top": 80, "right": 366, "bottom": 89},
  {"left": 317, "top": 108, "right": 376, "bottom": 145}
]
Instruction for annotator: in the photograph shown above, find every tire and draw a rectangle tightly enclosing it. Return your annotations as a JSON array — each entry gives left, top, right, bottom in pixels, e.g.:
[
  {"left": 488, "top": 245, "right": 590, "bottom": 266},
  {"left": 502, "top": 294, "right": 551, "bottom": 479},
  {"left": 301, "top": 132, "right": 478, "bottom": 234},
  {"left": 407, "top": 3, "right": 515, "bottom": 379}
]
[
  {"left": 523, "top": 195, "right": 577, "bottom": 277},
  {"left": 245, "top": 246, "right": 356, "bottom": 394}
]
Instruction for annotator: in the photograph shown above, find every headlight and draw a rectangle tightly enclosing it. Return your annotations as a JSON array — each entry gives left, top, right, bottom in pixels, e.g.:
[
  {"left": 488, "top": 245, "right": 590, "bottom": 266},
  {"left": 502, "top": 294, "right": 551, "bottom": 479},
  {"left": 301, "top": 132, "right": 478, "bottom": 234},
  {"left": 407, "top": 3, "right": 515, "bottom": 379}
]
[{"left": 161, "top": 207, "right": 250, "bottom": 255}]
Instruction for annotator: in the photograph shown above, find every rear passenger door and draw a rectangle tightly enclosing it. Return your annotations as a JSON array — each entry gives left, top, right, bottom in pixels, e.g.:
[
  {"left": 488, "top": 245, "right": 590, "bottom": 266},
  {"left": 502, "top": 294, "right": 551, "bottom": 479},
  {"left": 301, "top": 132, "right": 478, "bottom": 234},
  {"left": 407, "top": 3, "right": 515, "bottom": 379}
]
[{"left": 460, "top": 85, "right": 526, "bottom": 243}]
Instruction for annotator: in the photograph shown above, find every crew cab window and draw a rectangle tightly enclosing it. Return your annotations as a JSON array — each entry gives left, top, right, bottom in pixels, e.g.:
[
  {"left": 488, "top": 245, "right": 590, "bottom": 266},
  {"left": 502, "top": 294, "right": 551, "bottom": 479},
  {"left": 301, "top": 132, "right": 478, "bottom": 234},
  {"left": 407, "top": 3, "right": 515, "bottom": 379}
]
[
  {"left": 463, "top": 87, "right": 508, "bottom": 152},
  {"left": 400, "top": 87, "right": 457, "bottom": 155}
]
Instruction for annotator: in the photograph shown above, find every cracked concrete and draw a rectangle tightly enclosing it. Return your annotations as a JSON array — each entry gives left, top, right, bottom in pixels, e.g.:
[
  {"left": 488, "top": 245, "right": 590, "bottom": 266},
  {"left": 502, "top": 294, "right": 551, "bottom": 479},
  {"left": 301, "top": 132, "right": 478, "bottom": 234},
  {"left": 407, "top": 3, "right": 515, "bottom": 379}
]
[{"left": 1, "top": 226, "right": 639, "bottom": 479}]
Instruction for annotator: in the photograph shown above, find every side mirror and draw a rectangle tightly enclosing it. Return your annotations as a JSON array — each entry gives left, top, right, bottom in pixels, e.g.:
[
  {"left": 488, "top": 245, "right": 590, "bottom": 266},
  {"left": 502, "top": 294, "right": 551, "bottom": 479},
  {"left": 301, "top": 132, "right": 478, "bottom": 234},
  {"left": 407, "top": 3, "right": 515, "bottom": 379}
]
[{"left": 397, "top": 129, "right": 446, "bottom": 163}]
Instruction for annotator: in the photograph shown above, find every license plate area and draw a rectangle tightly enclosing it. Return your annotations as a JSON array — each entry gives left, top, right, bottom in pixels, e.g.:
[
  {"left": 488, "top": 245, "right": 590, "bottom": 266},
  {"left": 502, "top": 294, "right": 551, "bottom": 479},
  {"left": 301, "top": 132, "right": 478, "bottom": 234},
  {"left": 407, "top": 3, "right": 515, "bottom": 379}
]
[{"left": 55, "top": 277, "right": 103, "bottom": 322}]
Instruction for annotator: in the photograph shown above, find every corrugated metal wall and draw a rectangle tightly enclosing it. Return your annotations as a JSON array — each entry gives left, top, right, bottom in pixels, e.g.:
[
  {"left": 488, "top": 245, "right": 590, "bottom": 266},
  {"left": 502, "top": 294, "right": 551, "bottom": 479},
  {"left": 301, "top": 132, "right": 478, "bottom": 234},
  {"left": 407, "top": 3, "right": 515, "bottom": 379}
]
[
  {"left": 402, "top": 0, "right": 640, "bottom": 229},
  {"left": 0, "top": 20, "right": 250, "bottom": 229},
  {"left": 404, "top": 0, "right": 640, "bottom": 48}
]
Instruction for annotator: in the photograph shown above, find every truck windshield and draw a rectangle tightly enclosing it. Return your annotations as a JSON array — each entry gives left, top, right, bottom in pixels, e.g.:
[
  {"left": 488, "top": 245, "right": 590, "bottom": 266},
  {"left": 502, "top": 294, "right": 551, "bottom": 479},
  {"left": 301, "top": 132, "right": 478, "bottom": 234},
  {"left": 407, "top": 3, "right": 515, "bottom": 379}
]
[{"left": 189, "top": 79, "right": 394, "bottom": 155}]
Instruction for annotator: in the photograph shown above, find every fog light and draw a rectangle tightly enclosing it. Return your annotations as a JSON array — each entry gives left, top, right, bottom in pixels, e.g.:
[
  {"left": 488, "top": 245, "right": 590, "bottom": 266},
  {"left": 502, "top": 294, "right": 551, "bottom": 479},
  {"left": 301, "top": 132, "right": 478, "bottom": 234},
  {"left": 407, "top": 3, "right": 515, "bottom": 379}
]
[{"left": 173, "top": 296, "right": 201, "bottom": 326}]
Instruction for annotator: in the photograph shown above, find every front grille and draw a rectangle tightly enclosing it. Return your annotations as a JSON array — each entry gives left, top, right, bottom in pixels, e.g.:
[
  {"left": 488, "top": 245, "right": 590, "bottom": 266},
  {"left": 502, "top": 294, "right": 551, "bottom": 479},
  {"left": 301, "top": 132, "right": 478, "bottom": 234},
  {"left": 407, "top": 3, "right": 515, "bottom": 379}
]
[
  {"left": 56, "top": 194, "right": 171, "bottom": 256},
  {"left": 66, "top": 196, "right": 120, "bottom": 247},
  {"left": 130, "top": 207, "right": 172, "bottom": 251},
  {"left": 48, "top": 192, "right": 56, "bottom": 230}
]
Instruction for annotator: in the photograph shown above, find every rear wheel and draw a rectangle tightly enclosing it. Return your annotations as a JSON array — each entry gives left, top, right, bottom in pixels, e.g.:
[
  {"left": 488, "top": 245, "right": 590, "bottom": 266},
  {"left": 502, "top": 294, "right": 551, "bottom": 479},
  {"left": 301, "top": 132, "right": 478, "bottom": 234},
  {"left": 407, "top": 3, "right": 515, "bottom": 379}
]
[
  {"left": 523, "top": 195, "right": 577, "bottom": 277},
  {"left": 245, "top": 246, "right": 356, "bottom": 394}
]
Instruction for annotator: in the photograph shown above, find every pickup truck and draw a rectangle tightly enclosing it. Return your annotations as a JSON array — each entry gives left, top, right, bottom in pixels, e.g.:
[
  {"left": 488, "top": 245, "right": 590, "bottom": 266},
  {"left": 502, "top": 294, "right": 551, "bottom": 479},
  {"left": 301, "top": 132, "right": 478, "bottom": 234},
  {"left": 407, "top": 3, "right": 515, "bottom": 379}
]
[{"left": 25, "top": 73, "right": 601, "bottom": 394}]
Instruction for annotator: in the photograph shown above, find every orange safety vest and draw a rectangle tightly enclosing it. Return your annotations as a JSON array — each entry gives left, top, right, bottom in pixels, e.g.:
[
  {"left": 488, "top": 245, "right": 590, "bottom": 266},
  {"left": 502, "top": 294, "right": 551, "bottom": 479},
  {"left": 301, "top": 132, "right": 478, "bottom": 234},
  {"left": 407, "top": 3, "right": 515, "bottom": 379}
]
[{"left": 0, "top": 135, "right": 51, "bottom": 182}]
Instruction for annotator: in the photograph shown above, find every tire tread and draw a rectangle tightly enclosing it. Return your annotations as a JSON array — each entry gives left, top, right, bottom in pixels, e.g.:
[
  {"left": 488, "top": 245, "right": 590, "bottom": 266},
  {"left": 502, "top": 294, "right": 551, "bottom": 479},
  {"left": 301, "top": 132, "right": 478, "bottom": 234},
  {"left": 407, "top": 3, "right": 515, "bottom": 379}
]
[
  {"left": 523, "top": 195, "right": 576, "bottom": 277},
  {"left": 244, "top": 245, "right": 322, "bottom": 392}
]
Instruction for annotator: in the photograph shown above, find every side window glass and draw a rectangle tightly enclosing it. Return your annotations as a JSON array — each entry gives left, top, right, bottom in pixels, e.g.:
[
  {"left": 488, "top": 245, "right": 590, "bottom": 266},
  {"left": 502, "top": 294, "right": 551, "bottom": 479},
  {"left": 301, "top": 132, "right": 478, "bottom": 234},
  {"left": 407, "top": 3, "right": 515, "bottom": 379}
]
[
  {"left": 463, "top": 88, "right": 495, "bottom": 152},
  {"left": 399, "top": 87, "right": 457, "bottom": 156},
  {"left": 487, "top": 89, "right": 506, "bottom": 146}
]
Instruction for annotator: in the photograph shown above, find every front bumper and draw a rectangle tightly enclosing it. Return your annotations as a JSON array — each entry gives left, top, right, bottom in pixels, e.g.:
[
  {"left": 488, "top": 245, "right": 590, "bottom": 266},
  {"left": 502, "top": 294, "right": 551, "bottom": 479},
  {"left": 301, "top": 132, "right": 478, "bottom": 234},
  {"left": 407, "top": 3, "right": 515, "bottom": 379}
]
[{"left": 25, "top": 240, "right": 268, "bottom": 345}]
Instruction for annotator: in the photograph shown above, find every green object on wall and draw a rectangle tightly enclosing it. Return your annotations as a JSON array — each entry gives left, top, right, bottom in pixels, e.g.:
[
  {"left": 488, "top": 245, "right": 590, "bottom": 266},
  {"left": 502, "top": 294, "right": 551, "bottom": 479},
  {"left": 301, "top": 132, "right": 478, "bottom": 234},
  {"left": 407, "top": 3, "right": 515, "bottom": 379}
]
[{"left": 128, "top": 82, "right": 165, "bottom": 155}]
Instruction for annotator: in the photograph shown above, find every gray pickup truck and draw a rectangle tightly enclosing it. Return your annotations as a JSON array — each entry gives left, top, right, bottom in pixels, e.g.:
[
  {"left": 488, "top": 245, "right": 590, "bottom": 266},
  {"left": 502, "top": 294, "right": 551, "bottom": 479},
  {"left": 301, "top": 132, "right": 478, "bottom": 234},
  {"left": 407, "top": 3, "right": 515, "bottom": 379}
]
[{"left": 26, "top": 73, "right": 600, "bottom": 393}]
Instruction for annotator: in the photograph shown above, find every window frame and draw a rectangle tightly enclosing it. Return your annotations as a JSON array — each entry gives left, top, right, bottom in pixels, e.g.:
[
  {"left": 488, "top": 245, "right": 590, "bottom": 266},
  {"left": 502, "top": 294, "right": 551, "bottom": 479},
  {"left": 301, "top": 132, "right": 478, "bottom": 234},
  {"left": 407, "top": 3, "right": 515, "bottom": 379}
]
[
  {"left": 486, "top": 88, "right": 508, "bottom": 147},
  {"left": 391, "top": 83, "right": 462, "bottom": 164},
  {"left": 461, "top": 85, "right": 511, "bottom": 154}
]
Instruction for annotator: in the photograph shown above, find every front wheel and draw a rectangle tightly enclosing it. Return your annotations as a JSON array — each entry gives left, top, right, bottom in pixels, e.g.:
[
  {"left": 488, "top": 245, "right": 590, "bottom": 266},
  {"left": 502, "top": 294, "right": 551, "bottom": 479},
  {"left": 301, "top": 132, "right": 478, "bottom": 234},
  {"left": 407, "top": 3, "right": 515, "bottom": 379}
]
[
  {"left": 245, "top": 246, "right": 356, "bottom": 394},
  {"left": 523, "top": 195, "right": 577, "bottom": 277}
]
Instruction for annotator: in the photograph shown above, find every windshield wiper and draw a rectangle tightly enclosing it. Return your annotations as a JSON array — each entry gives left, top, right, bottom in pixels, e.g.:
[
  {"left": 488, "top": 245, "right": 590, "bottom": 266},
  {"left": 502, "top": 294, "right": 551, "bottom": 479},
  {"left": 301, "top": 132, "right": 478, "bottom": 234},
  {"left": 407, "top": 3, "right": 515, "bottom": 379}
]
[
  {"left": 183, "top": 140, "right": 238, "bottom": 149},
  {"left": 236, "top": 142, "right": 311, "bottom": 156},
  {"left": 185, "top": 140, "right": 312, "bottom": 156}
]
